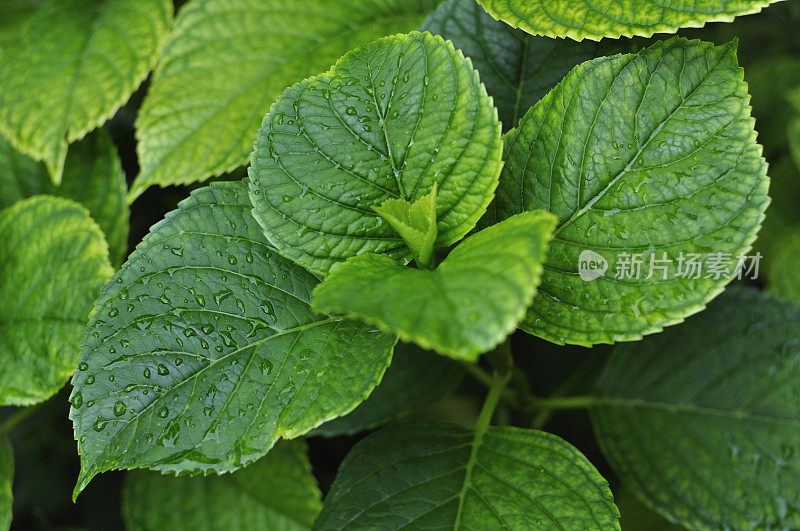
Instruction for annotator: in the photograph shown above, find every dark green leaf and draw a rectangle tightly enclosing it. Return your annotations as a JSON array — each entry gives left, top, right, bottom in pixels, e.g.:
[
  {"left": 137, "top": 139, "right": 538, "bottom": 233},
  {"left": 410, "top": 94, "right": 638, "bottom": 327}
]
[
  {"left": 592, "top": 288, "right": 800, "bottom": 529},
  {"left": 422, "top": 0, "right": 614, "bottom": 130},
  {"left": 122, "top": 440, "right": 321, "bottom": 530},
  {"left": 0, "top": 437, "right": 11, "bottom": 531},
  {"left": 498, "top": 37, "right": 769, "bottom": 346},
  {"left": 315, "top": 421, "right": 620, "bottom": 529},
  {"left": 249, "top": 31, "right": 503, "bottom": 275},
  {"left": 312, "top": 342, "right": 463, "bottom": 438},
  {"left": 70, "top": 181, "right": 396, "bottom": 497}
]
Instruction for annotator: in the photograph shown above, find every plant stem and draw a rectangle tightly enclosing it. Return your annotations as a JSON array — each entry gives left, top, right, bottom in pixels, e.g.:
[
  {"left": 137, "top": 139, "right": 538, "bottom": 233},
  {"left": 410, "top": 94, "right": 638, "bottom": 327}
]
[
  {"left": 474, "top": 367, "right": 512, "bottom": 432},
  {"left": 0, "top": 403, "right": 43, "bottom": 437},
  {"left": 531, "top": 357, "right": 599, "bottom": 428},
  {"left": 526, "top": 395, "right": 599, "bottom": 411}
]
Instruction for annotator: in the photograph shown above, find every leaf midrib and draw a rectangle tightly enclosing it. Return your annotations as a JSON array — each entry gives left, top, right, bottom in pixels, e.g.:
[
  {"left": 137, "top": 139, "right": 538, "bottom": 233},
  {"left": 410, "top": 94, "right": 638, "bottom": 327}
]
[{"left": 591, "top": 396, "right": 800, "bottom": 428}]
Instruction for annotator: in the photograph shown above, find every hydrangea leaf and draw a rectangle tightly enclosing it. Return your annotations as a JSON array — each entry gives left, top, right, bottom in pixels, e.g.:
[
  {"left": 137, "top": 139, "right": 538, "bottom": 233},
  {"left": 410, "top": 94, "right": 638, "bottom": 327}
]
[
  {"left": 0, "top": 0, "right": 172, "bottom": 183},
  {"left": 374, "top": 185, "right": 439, "bottom": 268},
  {"left": 0, "top": 197, "right": 113, "bottom": 406},
  {"left": 766, "top": 227, "right": 800, "bottom": 304},
  {"left": 475, "top": 0, "right": 784, "bottom": 41},
  {"left": 0, "top": 130, "right": 129, "bottom": 265},
  {"left": 130, "top": 0, "right": 439, "bottom": 201},
  {"left": 497, "top": 37, "right": 769, "bottom": 346},
  {"left": 123, "top": 440, "right": 321, "bottom": 530},
  {"left": 70, "top": 180, "right": 396, "bottom": 498},
  {"left": 249, "top": 31, "right": 503, "bottom": 276},
  {"left": 422, "top": 0, "right": 616, "bottom": 130},
  {"left": 314, "top": 421, "right": 620, "bottom": 529},
  {"left": 0, "top": 0, "right": 44, "bottom": 53},
  {"left": 591, "top": 288, "right": 800, "bottom": 529},
  {"left": 312, "top": 211, "right": 555, "bottom": 361},
  {"left": 312, "top": 342, "right": 463, "bottom": 437},
  {"left": 0, "top": 437, "right": 11, "bottom": 531}
]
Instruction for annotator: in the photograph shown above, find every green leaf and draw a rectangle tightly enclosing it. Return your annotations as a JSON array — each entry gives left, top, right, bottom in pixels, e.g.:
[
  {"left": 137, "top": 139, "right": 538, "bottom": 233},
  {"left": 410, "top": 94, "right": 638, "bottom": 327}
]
[
  {"left": 374, "top": 185, "right": 439, "bottom": 268},
  {"left": 122, "top": 440, "right": 321, "bottom": 530},
  {"left": 421, "top": 0, "right": 616, "bottom": 130},
  {"left": 312, "top": 342, "right": 463, "bottom": 437},
  {"left": 497, "top": 37, "right": 769, "bottom": 346},
  {"left": 475, "top": 0, "right": 783, "bottom": 41},
  {"left": 0, "top": 197, "right": 113, "bottom": 406},
  {"left": 313, "top": 211, "right": 555, "bottom": 360},
  {"left": 249, "top": 31, "right": 503, "bottom": 275},
  {"left": 0, "top": 437, "right": 11, "bottom": 531},
  {"left": 130, "top": 0, "right": 439, "bottom": 201},
  {"left": 0, "top": 130, "right": 129, "bottom": 265},
  {"left": 0, "top": 0, "right": 44, "bottom": 53},
  {"left": 70, "top": 180, "right": 396, "bottom": 498},
  {"left": 745, "top": 56, "right": 800, "bottom": 158},
  {"left": 314, "top": 421, "right": 620, "bottom": 529},
  {"left": 0, "top": 0, "right": 172, "bottom": 183},
  {"left": 766, "top": 227, "right": 800, "bottom": 304},
  {"left": 591, "top": 288, "right": 800, "bottom": 529}
]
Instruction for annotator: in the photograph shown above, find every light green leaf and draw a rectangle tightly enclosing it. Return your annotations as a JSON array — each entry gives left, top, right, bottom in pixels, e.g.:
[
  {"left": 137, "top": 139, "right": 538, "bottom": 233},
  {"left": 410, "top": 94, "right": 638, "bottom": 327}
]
[
  {"left": 314, "top": 421, "right": 620, "bottom": 529},
  {"left": 591, "top": 288, "right": 800, "bottom": 529},
  {"left": 249, "top": 31, "right": 503, "bottom": 276},
  {"left": 122, "top": 440, "right": 321, "bottom": 530},
  {"left": 70, "top": 180, "right": 396, "bottom": 498},
  {"left": 0, "top": 197, "right": 113, "bottom": 406},
  {"left": 313, "top": 211, "right": 555, "bottom": 360},
  {"left": 422, "top": 0, "right": 615, "bottom": 130},
  {"left": 312, "top": 342, "right": 463, "bottom": 437},
  {"left": 374, "top": 185, "right": 438, "bottom": 268},
  {"left": 767, "top": 227, "right": 800, "bottom": 304},
  {"left": 475, "top": 0, "right": 783, "bottom": 41},
  {"left": 0, "top": 437, "right": 11, "bottom": 531},
  {"left": 130, "top": 0, "right": 439, "bottom": 201},
  {"left": 0, "top": 130, "right": 129, "bottom": 265},
  {"left": 0, "top": 0, "right": 172, "bottom": 183},
  {"left": 497, "top": 37, "right": 769, "bottom": 346}
]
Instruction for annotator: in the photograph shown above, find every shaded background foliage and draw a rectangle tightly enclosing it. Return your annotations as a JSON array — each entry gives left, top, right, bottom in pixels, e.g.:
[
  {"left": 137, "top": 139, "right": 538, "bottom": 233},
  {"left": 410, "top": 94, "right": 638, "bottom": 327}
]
[{"left": 1, "top": 0, "right": 800, "bottom": 529}]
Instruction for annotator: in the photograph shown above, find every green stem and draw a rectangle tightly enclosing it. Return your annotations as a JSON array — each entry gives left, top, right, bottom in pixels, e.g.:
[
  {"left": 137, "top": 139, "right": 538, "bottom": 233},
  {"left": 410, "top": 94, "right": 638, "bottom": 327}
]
[
  {"left": 0, "top": 403, "right": 43, "bottom": 437},
  {"left": 474, "top": 368, "right": 512, "bottom": 432},
  {"left": 526, "top": 395, "right": 598, "bottom": 411},
  {"left": 531, "top": 358, "right": 598, "bottom": 428}
]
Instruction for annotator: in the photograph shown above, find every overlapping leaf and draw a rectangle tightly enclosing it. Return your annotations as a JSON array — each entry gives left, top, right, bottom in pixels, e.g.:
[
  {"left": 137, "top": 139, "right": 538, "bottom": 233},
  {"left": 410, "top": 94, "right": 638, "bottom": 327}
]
[
  {"left": 123, "top": 440, "right": 321, "bottom": 530},
  {"left": 0, "top": 438, "right": 11, "bottom": 531},
  {"left": 0, "top": 0, "right": 172, "bottom": 182},
  {"left": 591, "top": 288, "right": 800, "bottom": 529},
  {"left": 422, "top": 0, "right": 614, "bottom": 130},
  {"left": 249, "top": 31, "right": 503, "bottom": 275},
  {"left": 71, "top": 180, "right": 396, "bottom": 497},
  {"left": 312, "top": 342, "right": 463, "bottom": 437},
  {"left": 131, "top": 0, "right": 439, "bottom": 200},
  {"left": 0, "top": 130, "right": 129, "bottom": 265},
  {"left": 315, "top": 421, "right": 620, "bottom": 529},
  {"left": 0, "top": 197, "right": 112, "bottom": 406},
  {"left": 313, "top": 211, "right": 555, "bottom": 360},
  {"left": 497, "top": 38, "right": 769, "bottom": 346},
  {"left": 476, "top": 0, "right": 783, "bottom": 41}
]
